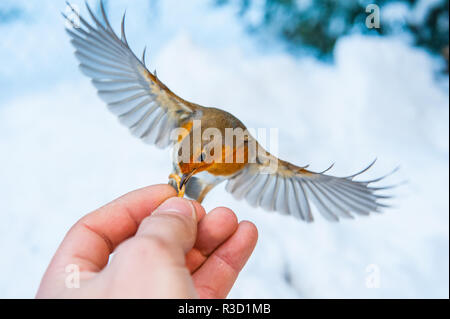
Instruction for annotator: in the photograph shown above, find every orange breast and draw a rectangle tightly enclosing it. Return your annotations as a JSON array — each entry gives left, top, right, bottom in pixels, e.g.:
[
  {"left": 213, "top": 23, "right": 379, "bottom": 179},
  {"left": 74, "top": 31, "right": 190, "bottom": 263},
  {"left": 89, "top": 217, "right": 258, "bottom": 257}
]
[
  {"left": 206, "top": 162, "right": 247, "bottom": 176},
  {"left": 178, "top": 143, "right": 249, "bottom": 177},
  {"left": 205, "top": 144, "right": 248, "bottom": 177},
  {"left": 177, "top": 131, "right": 250, "bottom": 177}
]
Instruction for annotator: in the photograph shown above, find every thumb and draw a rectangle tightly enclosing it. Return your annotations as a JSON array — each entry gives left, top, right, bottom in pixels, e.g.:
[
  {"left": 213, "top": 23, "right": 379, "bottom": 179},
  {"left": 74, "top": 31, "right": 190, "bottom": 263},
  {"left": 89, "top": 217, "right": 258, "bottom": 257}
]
[
  {"left": 103, "top": 197, "right": 201, "bottom": 298},
  {"left": 135, "top": 197, "right": 199, "bottom": 254}
]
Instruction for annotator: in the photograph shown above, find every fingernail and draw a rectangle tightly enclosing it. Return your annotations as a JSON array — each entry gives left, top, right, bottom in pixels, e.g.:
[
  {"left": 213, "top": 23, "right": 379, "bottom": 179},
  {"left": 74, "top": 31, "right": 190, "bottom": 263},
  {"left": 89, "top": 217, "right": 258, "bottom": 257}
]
[{"left": 154, "top": 197, "right": 197, "bottom": 220}]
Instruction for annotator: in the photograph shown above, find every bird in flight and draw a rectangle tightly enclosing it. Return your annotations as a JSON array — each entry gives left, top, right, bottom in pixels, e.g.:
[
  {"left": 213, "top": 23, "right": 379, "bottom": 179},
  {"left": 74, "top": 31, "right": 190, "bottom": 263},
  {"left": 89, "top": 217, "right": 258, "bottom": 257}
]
[{"left": 63, "top": 1, "right": 395, "bottom": 223}]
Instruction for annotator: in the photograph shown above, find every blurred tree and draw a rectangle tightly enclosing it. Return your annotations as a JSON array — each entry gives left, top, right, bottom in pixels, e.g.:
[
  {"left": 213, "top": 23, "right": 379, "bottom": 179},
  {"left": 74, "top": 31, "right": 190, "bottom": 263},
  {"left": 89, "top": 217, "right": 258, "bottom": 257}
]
[
  {"left": 407, "top": 0, "right": 449, "bottom": 70},
  {"left": 215, "top": 0, "right": 449, "bottom": 69}
]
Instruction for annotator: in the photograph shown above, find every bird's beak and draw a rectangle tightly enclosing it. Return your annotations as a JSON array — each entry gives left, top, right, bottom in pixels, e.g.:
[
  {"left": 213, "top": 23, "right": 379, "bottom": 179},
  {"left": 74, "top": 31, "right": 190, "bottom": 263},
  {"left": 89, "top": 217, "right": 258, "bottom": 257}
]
[{"left": 180, "top": 168, "right": 197, "bottom": 190}]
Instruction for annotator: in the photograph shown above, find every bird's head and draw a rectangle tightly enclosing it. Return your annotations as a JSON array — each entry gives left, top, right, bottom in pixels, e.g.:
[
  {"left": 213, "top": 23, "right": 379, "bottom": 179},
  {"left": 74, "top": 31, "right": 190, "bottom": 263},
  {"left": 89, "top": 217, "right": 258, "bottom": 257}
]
[
  {"left": 178, "top": 148, "right": 213, "bottom": 189},
  {"left": 176, "top": 133, "right": 249, "bottom": 189}
]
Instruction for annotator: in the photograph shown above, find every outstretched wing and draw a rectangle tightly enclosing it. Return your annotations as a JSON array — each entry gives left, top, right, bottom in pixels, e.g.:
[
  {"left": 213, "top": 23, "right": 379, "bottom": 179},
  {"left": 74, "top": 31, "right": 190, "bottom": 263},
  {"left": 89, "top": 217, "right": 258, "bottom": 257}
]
[
  {"left": 226, "top": 153, "right": 395, "bottom": 222},
  {"left": 64, "top": 2, "right": 200, "bottom": 148}
]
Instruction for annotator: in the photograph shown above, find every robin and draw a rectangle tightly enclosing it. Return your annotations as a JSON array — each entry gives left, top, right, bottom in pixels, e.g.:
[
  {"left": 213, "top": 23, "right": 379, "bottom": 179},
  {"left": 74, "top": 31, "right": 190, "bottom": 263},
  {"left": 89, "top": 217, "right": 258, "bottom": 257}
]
[{"left": 64, "top": 2, "right": 395, "bottom": 222}]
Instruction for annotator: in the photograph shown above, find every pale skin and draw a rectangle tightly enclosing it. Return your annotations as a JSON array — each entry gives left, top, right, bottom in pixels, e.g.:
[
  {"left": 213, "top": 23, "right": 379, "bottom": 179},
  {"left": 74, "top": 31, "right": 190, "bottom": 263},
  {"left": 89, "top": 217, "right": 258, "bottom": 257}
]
[{"left": 36, "top": 184, "right": 258, "bottom": 298}]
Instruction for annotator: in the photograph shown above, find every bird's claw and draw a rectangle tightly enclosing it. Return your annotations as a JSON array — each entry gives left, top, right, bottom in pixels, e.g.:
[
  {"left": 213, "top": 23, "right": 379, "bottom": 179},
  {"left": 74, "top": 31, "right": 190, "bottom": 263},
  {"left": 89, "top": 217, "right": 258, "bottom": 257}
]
[{"left": 169, "top": 173, "right": 185, "bottom": 198}]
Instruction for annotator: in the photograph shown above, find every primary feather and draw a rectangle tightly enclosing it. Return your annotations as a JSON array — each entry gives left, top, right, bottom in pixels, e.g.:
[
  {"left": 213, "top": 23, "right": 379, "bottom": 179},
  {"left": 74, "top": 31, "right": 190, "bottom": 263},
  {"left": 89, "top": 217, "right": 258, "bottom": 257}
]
[{"left": 64, "top": 1, "right": 200, "bottom": 149}]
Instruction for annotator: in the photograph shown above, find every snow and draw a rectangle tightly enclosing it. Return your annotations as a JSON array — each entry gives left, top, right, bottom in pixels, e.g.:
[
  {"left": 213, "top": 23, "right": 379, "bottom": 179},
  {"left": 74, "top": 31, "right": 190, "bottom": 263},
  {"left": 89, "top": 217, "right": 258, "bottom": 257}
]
[{"left": 0, "top": 0, "right": 448, "bottom": 298}]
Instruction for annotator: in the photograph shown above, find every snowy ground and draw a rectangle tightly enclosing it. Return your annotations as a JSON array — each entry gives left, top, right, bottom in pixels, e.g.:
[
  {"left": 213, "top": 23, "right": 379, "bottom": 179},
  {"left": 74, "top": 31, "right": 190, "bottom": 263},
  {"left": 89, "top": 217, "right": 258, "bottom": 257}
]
[{"left": 0, "top": 0, "right": 448, "bottom": 298}]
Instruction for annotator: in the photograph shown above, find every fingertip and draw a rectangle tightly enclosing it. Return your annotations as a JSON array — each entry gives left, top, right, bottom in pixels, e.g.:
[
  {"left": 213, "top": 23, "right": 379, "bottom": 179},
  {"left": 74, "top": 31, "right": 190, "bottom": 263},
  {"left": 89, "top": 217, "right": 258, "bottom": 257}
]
[
  {"left": 134, "top": 197, "right": 200, "bottom": 255},
  {"left": 190, "top": 200, "right": 206, "bottom": 221},
  {"left": 211, "top": 207, "right": 238, "bottom": 225},
  {"left": 153, "top": 197, "right": 197, "bottom": 220},
  {"left": 145, "top": 183, "right": 178, "bottom": 198},
  {"left": 116, "top": 184, "right": 178, "bottom": 214},
  {"left": 239, "top": 221, "right": 259, "bottom": 246},
  {"left": 193, "top": 207, "right": 239, "bottom": 258}
]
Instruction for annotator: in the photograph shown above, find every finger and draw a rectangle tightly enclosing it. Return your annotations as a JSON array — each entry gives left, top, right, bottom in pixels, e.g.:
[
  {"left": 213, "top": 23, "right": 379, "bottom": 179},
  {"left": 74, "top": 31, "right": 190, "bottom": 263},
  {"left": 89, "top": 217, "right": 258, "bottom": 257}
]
[
  {"left": 42, "top": 184, "right": 176, "bottom": 277},
  {"left": 193, "top": 221, "right": 258, "bottom": 299},
  {"left": 190, "top": 200, "right": 207, "bottom": 222},
  {"left": 186, "top": 207, "right": 238, "bottom": 273},
  {"left": 132, "top": 197, "right": 202, "bottom": 256}
]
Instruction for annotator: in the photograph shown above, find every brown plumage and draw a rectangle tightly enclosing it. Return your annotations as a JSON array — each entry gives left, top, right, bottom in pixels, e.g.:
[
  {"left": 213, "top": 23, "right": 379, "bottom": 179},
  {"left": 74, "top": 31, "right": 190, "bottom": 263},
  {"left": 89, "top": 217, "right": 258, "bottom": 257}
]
[{"left": 64, "top": 1, "right": 395, "bottom": 223}]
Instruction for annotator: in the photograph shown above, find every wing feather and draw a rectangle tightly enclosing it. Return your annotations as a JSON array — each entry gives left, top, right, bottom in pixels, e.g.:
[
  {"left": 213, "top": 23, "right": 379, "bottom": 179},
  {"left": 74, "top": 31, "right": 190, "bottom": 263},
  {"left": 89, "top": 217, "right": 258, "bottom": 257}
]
[
  {"left": 64, "top": 1, "right": 200, "bottom": 149},
  {"left": 226, "top": 152, "right": 393, "bottom": 222}
]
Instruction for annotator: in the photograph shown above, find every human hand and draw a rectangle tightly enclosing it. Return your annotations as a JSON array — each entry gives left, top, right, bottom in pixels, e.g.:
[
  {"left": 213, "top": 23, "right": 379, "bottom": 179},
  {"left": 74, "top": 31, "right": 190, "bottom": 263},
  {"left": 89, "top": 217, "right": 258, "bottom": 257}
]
[{"left": 36, "top": 184, "right": 258, "bottom": 298}]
